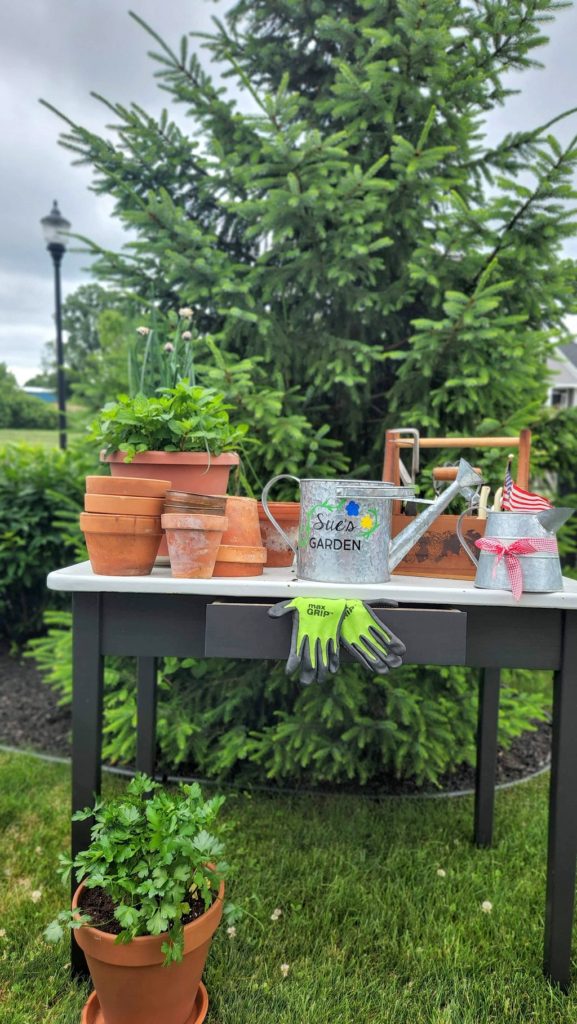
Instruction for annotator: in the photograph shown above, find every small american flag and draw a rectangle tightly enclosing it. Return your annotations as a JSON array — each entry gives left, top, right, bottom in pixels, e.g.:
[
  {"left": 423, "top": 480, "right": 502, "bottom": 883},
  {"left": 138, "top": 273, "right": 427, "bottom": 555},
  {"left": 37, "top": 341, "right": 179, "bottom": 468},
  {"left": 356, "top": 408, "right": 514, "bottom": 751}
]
[{"left": 502, "top": 467, "right": 553, "bottom": 512}]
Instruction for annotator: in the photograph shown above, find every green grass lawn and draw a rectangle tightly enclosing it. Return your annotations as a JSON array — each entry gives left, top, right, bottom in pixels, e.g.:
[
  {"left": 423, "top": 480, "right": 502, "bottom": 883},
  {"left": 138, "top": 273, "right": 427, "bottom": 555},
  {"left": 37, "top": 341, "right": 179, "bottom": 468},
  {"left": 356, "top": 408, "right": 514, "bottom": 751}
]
[
  {"left": 1, "top": 751, "right": 576, "bottom": 1023},
  {"left": 0, "top": 429, "right": 69, "bottom": 448}
]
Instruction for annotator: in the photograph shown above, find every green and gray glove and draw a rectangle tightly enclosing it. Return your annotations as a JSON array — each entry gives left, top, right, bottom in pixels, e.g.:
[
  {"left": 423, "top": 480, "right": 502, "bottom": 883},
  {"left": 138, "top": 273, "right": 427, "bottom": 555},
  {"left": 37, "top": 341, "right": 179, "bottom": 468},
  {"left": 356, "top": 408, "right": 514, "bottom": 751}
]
[
  {"left": 268, "top": 597, "right": 347, "bottom": 685},
  {"left": 341, "top": 600, "right": 406, "bottom": 674}
]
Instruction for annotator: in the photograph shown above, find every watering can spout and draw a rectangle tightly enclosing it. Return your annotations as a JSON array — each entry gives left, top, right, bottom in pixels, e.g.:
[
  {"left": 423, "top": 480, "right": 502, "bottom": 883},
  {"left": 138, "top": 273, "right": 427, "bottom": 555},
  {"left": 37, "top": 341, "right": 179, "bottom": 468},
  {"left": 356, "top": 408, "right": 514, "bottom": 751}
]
[
  {"left": 536, "top": 507, "right": 575, "bottom": 534},
  {"left": 389, "top": 459, "right": 484, "bottom": 570}
]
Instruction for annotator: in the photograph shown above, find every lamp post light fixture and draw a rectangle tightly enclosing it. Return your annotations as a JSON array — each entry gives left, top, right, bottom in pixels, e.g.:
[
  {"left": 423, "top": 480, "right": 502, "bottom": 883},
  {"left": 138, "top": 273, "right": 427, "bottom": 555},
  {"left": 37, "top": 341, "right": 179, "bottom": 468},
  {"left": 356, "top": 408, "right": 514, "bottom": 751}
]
[{"left": 40, "top": 200, "right": 71, "bottom": 450}]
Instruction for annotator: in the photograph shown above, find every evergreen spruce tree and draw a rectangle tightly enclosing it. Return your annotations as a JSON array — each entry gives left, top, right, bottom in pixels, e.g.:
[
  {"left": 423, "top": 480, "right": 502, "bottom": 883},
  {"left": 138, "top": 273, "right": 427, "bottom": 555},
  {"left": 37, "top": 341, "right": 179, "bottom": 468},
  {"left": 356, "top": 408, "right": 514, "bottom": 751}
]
[
  {"left": 37, "top": 1, "right": 577, "bottom": 786},
  {"left": 45, "top": 0, "right": 577, "bottom": 481}
]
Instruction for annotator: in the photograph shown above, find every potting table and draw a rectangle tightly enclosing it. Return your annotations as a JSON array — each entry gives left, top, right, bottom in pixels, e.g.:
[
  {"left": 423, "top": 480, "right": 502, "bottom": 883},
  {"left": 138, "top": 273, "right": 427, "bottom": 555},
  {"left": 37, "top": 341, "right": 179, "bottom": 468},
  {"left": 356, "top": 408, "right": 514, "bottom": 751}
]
[{"left": 47, "top": 562, "right": 577, "bottom": 989}]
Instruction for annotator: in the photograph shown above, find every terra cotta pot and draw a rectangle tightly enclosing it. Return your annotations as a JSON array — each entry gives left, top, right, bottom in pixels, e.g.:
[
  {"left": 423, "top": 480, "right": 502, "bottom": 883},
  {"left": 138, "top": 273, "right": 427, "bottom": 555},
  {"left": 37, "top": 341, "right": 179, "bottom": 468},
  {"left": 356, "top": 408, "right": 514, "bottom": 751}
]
[
  {"left": 161, "top": 512, "right": 228, "bottom": 578},
  {"left": 85, "top": 476, "right": 171, "bottom": 498},
  {"left": 84, "top": 494, "right": 164, "bottom": 517},
  {"left": 213, "top": 543, "right": 267, "bottom": 577},
  {"left": 80, "top": 513, "right": 162, "bottom": 576},
  {"left": 257, "top": 501, "right": 300, "bottom": 567},
  {"left": 73, "top": 879, "right": 223, "bottom": 1024}
]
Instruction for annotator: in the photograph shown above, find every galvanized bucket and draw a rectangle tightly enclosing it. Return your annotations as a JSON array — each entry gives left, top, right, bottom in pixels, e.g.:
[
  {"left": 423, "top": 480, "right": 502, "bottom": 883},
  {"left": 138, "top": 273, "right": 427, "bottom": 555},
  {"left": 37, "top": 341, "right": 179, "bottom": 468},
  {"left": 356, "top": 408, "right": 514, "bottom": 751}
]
[
  {"left": 260, "top": 475, "right": 415, "bottom": 584},
  {"left": 457, "top": 508, "right": 573, "bottom": 595}
]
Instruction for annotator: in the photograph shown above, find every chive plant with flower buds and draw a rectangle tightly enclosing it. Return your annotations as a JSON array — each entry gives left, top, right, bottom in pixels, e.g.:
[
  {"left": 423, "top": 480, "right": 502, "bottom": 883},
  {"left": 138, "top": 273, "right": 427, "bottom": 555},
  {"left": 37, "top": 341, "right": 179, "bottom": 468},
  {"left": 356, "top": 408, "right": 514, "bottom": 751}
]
[{"left": 127, "top": 308, "right": 197, "bottom": 398}]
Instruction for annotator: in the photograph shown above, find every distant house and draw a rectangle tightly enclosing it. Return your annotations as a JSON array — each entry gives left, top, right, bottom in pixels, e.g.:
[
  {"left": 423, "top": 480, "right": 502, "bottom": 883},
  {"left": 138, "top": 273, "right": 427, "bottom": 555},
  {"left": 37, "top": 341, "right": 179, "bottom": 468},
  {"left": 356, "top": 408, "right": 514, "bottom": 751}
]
[
  {"left": 21, "top": 386, "right": 57, "bottom": 404},
  {"left": 546, "top": 343, "right": 577, "bottom": 409}
]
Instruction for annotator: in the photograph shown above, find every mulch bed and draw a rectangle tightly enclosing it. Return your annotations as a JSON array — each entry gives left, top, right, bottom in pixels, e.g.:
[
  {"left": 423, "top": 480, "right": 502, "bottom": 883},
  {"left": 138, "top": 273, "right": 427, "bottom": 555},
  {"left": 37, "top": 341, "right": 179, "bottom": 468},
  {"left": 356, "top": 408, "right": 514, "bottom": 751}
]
[{"left": 0, "top": 640, "right": 551, "bottom": 795}]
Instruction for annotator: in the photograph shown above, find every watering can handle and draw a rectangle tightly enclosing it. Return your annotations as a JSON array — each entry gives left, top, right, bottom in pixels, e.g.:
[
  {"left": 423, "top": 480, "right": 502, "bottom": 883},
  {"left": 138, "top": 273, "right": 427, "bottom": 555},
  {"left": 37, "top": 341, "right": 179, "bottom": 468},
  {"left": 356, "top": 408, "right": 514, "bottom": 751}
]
[
  {"left": 456, "top": 508, "right": 480, "bottom": 567},
  {"left": 261, "top": 474, "right": 301, "bottom": 556}
]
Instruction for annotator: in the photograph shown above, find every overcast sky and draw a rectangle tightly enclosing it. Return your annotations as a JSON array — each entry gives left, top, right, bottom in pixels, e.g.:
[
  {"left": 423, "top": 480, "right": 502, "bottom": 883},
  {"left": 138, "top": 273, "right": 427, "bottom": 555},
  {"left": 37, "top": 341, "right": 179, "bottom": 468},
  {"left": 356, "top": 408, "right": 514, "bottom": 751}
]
[{"left": 1, "top": 1, "right": 577, "bottom": 383}]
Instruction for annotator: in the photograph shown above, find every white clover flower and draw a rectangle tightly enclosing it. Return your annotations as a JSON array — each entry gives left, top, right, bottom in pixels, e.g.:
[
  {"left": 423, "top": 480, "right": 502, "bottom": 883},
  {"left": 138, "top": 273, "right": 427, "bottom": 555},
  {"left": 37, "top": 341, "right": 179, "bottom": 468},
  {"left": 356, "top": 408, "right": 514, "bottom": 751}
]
[
  {"left": 136, "top": 326, "right": 150, "bottom": 336},
  {"left": 270, "top": 907, "right": 282, "bottom": 921},
  {"left": 181, "top": 330, "right": 192, "bottom": 340},
  {"left": 163, "top": 342, "right": 175, "bottom": 353},
  {"left": 226, "top": 925, "right": 237, "bottom": 939},
  {"left": 34, "top": 846, "right": 42, "bottom": 855},
  {"left": 30, "top": 889, "right": 42, "bottom": 903},
  {"left": 481, "top": 900, "right": 493, "bottom": 913},
  {"left": 436, "top": 868, "right": 446, "bottom": 878},
  {"left": 0, "top": 929, "right": 6, "bottom": 938},
  {"left": 280, "top": 963, "right": 290, "bottom": 978},
  {"left": 179, "top": 307, "right": 194, "bottom": 318}
]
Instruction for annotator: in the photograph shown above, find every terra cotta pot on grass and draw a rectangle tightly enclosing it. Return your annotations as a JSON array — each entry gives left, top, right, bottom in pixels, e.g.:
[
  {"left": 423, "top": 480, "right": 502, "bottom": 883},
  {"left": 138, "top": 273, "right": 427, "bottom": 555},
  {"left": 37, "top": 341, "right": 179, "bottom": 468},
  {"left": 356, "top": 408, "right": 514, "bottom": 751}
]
[
  {"left": 161, "top": 512, "right": 228, "bottom": 578},
  {"left": 80, "top": 512, "right": 162, "bottom": 576},
  {"left": 73, "top": 880, "right": 223, "bottom": 1024}
]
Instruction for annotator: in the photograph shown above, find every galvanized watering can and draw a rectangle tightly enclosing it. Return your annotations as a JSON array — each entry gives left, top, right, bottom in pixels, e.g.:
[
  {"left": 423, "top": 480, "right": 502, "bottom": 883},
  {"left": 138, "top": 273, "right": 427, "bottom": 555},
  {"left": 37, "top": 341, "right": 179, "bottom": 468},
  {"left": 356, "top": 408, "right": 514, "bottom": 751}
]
[
  {"left": 261, "top": 460, "right": 483, "bottom": 584},
  {"left": 457, "top": 507, "right": 574, "bottom": 599}
]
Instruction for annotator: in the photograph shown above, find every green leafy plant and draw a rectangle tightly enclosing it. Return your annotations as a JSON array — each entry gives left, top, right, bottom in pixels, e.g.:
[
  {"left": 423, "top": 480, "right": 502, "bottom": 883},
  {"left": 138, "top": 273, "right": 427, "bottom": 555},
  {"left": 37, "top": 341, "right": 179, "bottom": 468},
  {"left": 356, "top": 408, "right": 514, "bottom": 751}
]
[
  {"left": 89, "top": 379, "right": 250, "bottom": 463},
  {"left": 45, "top": 773, "right": 237, "bottom": 965}
]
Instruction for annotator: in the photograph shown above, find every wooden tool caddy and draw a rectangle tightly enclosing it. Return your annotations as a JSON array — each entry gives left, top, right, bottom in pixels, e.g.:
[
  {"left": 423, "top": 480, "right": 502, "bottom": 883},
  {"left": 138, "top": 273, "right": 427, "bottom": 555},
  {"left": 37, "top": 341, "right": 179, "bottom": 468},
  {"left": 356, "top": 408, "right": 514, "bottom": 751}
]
[{"left": 382, "top": 429, "right": 532, "bottom": 579}]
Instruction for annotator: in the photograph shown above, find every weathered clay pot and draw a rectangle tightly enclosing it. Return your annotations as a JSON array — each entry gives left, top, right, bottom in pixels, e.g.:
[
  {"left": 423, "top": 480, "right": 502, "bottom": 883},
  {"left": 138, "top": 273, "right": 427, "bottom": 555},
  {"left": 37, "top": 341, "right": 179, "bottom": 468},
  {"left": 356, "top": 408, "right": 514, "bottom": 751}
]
[
  {"left": 213, "top": 543, "right": 267, "bottom": 577},
  {"left": 257, "top": 501, "right": 300, "bottom": 567},
  {"left": 82, "top": 982, "right": 209, "bottom": 1024},
  {"left": 161, "top": 513, "right": 228, "bottom": 578},
  {"left": 73, "top": 880, "right": 223, "bottom": 1024},
  {"left": 85, "top": 476, "right": 171, "bottom": 498},
  {"left": 101, "top": 452, "right": 238, "bottom": 558},
  {"left": 80, "top": 513, "right": 162, "bottom": 576},
  {"left": 220, "top": 496, "right": 262, "bottom": 547},
  {"left": 84, "top": 494, "right": 164, "bottom": 517}
]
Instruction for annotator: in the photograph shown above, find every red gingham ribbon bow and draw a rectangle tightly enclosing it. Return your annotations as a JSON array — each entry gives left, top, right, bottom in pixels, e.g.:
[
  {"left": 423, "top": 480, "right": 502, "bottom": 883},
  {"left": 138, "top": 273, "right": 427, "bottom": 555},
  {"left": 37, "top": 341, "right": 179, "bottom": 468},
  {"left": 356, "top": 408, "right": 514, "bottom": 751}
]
[{"left": 475, "top": 536, "right": 558, "bottom": 601}]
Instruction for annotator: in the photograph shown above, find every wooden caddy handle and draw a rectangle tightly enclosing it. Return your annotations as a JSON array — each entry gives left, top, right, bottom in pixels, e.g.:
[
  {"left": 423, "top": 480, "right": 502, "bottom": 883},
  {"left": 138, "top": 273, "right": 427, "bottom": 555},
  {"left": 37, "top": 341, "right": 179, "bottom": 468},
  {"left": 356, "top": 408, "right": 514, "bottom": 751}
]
[
  {"left": 432, "top": 466, "right": 482, "bottom": 481},
  {"left": 383, "top": 428, "right": 531, "bottom": 491}
]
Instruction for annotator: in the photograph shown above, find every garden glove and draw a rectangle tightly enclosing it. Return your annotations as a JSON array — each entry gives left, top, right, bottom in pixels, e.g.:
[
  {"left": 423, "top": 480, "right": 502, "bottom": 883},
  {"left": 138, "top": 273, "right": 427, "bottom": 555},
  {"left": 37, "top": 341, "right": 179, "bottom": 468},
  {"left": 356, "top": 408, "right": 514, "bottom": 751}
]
[
  {"left": 341, "top": 600, "right": 406, "bottom": 674},
  {"left": 268, "top": 597, "right": 347, "bottom": 685}
]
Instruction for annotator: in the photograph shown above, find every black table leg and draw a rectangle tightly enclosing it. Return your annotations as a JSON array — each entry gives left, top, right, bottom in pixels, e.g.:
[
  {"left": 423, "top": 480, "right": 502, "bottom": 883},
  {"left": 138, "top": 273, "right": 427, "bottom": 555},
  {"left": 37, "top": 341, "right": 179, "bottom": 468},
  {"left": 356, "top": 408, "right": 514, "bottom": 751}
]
[
  {"left": 136, "top": 657, "right": 158, "bottom": 778},
  {"left": 474, "top": 668, "right": 500, "bottom": 848},
  {"left": 71, "top": 593, "right": 104, "bottom": 978},
  {"left": 545, "top": 610, "right": 577, "bottom": 990}
]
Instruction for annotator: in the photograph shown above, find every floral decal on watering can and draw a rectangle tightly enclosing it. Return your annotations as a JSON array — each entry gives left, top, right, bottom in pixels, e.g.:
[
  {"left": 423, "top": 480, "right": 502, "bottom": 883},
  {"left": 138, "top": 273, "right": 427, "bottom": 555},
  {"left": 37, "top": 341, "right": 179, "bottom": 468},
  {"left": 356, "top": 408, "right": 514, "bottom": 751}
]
[{"left": 300, "top": 498, "right": 381, "bottom": 551}]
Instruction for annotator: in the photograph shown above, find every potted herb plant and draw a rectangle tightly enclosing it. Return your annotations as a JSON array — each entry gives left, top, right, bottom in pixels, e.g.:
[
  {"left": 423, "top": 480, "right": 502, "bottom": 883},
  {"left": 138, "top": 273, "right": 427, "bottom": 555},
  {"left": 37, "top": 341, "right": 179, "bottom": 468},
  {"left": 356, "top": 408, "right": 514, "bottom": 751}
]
[
  {"left": 91, "top": 309, "right": 249, "bottom": 496},
  {"left": 45, "top": 773, "right": 237, "bottom": 1024}
]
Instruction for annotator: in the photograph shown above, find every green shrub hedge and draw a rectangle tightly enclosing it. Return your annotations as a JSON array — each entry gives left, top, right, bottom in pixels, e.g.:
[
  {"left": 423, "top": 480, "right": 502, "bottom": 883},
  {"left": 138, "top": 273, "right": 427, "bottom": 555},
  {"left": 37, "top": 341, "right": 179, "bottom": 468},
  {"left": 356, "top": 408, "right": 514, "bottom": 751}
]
[
  {"left": 0, "top": 364, "right": 59, "bottom": 430},
  {"left": 0, "top": 443, "right": 92, "bottom": 642}
]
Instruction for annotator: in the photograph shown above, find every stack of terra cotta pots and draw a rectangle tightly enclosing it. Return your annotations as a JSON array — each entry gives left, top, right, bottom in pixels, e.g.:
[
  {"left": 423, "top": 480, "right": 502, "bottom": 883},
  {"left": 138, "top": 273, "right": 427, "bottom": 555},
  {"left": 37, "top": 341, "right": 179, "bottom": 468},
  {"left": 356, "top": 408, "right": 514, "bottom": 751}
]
[
  {"left": 81, "top": 477, "right": 171, "bottom": 575},
  {"left": 214, "top": 496, "right": 267, "bottom": 576},
  {"left": 161, "top": 491, "right": 228, "bottom": 578}
]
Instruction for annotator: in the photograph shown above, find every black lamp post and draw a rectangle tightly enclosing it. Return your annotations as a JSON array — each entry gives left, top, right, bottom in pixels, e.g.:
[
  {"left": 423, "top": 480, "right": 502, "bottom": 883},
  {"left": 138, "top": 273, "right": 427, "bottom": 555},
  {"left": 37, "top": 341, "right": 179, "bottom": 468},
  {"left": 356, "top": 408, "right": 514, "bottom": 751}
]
[{"left": 40, "top": 200, "right": 71, "bottom": 450}]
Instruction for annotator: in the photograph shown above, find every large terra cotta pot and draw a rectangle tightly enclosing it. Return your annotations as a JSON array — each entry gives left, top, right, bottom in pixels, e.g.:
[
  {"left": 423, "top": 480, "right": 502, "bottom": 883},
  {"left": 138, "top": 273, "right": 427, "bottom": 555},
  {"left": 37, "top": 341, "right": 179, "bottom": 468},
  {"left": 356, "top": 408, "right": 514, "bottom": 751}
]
[
  {"left": 101, "top": 451, "right": 239, "bottom": 558},
  {"left": 80, "top": 513, "right": 162, "bottom": 576},
  {"left": 73, "top": 879, "right": 224, "bottom": 1024}
]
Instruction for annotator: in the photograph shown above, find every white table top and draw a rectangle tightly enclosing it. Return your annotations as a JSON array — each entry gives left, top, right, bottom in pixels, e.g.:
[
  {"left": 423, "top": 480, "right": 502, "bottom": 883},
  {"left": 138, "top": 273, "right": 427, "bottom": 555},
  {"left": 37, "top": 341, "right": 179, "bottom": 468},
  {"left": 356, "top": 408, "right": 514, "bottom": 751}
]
[{"left": 46, "top": 561, "right": 577, "bottom": 609}]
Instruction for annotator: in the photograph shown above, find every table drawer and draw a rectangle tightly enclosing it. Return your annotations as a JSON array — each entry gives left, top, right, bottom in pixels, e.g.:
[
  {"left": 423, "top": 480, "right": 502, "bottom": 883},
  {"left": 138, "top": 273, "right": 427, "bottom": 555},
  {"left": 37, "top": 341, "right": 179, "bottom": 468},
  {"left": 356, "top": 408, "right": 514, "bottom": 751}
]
[{"left": 205, "top": 603, "right": 467, "bottom": 665}]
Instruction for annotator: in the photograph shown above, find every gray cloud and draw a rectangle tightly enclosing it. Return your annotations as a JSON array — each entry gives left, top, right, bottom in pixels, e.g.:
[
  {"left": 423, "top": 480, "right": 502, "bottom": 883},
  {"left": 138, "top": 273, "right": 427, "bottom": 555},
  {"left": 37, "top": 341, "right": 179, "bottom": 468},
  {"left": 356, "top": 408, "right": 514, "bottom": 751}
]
[{"left": 0, "top": 1, "right": 576, "bottom": 380}]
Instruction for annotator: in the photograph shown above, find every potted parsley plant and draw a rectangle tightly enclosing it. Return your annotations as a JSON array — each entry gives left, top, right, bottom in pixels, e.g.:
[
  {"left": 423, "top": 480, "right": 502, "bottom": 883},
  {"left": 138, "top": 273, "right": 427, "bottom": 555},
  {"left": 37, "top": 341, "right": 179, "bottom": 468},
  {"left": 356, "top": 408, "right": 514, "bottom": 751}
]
[{"left": 45, "top": 773, "right": 238, "bottom": 1024}]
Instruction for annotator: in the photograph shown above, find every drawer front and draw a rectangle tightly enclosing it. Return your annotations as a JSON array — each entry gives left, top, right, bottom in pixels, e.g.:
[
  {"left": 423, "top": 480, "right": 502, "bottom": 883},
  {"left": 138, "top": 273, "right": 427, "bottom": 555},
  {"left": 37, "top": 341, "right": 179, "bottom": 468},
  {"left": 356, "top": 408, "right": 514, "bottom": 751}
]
[{"left": 205, "top": 603, "right": 467, "bottom": 665}]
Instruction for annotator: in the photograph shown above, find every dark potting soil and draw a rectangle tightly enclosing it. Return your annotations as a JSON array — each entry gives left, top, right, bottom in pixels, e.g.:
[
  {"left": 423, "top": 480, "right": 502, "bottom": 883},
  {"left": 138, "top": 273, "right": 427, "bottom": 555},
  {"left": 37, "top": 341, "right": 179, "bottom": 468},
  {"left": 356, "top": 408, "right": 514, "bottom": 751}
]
[
  {"left": 78, "top": 884, "right": 208, "bottom": 935},
  {"left": 0, "top": 640, "right": 552, "bottom": 795}
]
